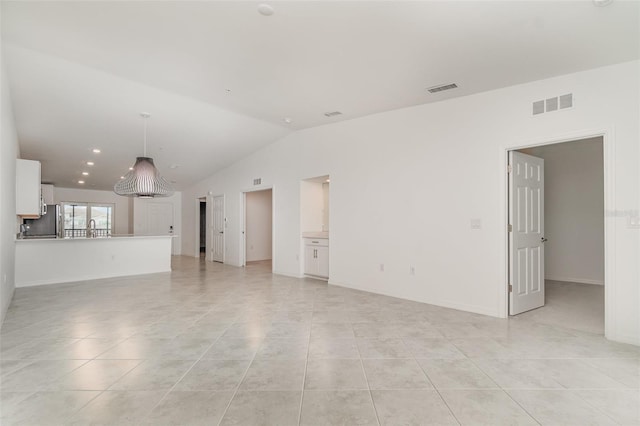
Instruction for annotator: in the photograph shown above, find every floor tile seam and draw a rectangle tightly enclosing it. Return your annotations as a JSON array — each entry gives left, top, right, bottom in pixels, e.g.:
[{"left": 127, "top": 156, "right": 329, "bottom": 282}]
[
  {"left": 56, "top": 388, "right": 106, "bottom": 424},
  {"left": 4, "top": 389, "right": 105, "bottom": 424},
  {"left": 215, "top": 336, "right": 263, "bottom": 426},
  {"left": 462, "top": 356, "right": 506, "bottom": 389},
  {"left": 134, "top": 331, "right": 224, "bottom": 423},
  {"left": 424, "top": 385, "right": 463, "bottom": 426},
  {"left": 569, "top": 387, "right": 639, "bottom": 425},
  {"left": 356, "top": 346, "right": 382, "bottom": 426},
  {"left": 296, "top": 321, "right": 313, "bottom": 426},
  {"left": 7, "top": 358, "right": 94, "bottom": 393},
  {"left": 501, "top": 388, "right": 543, "bottom": 426}
]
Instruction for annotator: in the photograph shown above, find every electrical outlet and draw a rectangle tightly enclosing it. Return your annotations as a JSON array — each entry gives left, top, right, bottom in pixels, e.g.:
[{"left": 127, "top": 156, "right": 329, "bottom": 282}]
[
  {"left": 409, "top": 266, "right": 415, "bottom": 275},
  {"left": 379, "top": 264, "right": 384, "bottom": 272},
  {"left": 470, "top": 218, "right": 482, "bottom": 229}
]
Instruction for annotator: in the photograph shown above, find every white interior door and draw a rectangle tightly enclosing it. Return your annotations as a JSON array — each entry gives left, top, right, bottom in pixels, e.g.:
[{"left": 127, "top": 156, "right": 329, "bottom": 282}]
[
  {"left": 211, "top": 195, "right": 225, "bottom": 262},
  {"left": 146, "top": 202, "right": 174, "bottom": 254},
  {"left": 509, "top": 151, "right": 545, "bottom": 315}
]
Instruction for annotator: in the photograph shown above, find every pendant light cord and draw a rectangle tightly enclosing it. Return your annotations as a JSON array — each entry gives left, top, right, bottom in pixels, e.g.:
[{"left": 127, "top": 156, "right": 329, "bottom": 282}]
[{"left": 143, "top": 116, "right": 148, "bottom": 157}]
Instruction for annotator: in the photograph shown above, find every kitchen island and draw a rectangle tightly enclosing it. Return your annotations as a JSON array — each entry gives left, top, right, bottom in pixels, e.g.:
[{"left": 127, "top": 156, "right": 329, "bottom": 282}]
[{"left": 15, "top": 235, "right": 174, "bottom": 287}]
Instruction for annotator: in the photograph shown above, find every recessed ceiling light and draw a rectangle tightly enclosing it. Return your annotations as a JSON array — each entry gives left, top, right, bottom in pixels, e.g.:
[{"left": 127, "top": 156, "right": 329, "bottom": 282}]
[
  {"left": 225, "top": 88, "right": 232, "bottom": 93},
  {"left": 325, "top": 179, "right": 330, "bottom": 183},
  {"left": 82, "top": 172, "right": 89, "bottom": 176},
  {"left": 120, "top": 176, "right": 125, "bottom": 179},
  {"left": 78, "top": 180, "right": 85, "bottom": 184},
  {"left": 86, "top": 161, "right": 94, "bottom": 166},
  {"left": 92, "top": 149, "right": 101, "bottom": 153},
  {"left": 283, "top": 117, "right": 292, "bottom": 124},
  {"left": 257, "top": 3, "right": 275, "bottom": 16},
  {"left": 129, "top": 167, "right": 134, "bottom": 170}
]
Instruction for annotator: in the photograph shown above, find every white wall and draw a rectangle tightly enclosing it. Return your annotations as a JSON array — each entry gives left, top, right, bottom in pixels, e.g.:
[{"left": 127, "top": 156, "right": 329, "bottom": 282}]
[
  {"left": 133, "top": 192, "right": 182, "bottom": 255},
  {"left": 245, "top": 189, "right": 272, "bottom": 262},
  {"left": 300, "top": 181, "right": 324, "bottom": 233},
  {"left": 182, "top": 61, "right": 639, "bottom": 345},
  {"left": 0, "top": 53, "right": 20, "bottom": 325},
  {"left": 323, "top": 182, "right": 330, "bottom": 232},
  {"left": 524, "top": 138, "right": 604, "bottom": 285},
  {"left": 54, "top": 187, "right": 132, "bottom": 235}
]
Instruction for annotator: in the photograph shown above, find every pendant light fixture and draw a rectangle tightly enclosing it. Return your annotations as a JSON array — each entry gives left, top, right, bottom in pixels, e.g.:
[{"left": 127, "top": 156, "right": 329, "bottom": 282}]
[{"left": 114, "top": 113, "right": 174, "bottom": 198}]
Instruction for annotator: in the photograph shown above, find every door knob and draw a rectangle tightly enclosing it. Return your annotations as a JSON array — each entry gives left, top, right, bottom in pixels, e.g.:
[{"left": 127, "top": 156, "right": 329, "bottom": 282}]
[{"left": 541, "top": 237, "right": 548, "bottom": 243}]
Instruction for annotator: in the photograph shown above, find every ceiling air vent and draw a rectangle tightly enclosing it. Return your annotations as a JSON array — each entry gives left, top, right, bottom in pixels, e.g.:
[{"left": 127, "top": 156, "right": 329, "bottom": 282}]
[
  {"left": 532, "top": 93, "right": 573, "bottom": 116},
  {"left": 324, "top": 111, "right": 342, "bottom": 117},
  {"left": 253, "top": 178, "right": 262, "bottom": 186},
  {"left": 427, "top": 83, "right": 458, "bottom": 93}
]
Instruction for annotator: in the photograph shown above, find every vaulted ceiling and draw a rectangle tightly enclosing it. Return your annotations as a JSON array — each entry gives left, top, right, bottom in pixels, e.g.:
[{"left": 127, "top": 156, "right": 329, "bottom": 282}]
[{"left": 2, "top": 1, "right": 638, "bottom": 190}]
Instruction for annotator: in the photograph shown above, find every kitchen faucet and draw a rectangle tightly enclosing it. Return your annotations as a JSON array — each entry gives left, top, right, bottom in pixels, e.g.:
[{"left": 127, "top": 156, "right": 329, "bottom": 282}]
[{"left": 87, "top": 219, "right": 96, "bottom": 238}]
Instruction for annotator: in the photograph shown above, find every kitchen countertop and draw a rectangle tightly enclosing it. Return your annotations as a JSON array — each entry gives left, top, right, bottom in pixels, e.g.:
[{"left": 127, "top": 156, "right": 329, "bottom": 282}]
[
  {"left": 302, "top": 231, "right": 329, "bottom": 239},
  {"left": 15, "top": 235, "right": 177, "bottom": 242}
]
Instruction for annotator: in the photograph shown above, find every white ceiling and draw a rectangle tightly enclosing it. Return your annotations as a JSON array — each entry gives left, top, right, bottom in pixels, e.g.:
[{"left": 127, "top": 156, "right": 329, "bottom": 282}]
[{"left": 2, "top": 1, "right": 638, "bottom": 191}]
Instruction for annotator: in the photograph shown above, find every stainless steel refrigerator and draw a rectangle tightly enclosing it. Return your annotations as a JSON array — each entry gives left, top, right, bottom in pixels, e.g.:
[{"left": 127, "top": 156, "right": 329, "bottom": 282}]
[{"left": 23, "top": 205, "right": 60, "bottom": 238}]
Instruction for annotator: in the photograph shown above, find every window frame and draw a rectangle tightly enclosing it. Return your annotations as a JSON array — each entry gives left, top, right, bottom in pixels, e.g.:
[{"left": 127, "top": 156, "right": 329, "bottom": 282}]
[{"left": 61, "top": 202, "right": 115, "bottom": 238}]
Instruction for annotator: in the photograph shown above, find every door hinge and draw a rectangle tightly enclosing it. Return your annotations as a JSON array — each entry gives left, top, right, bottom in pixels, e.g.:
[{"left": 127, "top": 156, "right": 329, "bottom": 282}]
[
  {"left": 508, "top": 224, "right": 512, "bottom": 232},
  {"left": 509, "top": 284, "right": 513, "bottom": 293},
  {"left": 507, "top": 164, "right": 512, "bottom": 173}
]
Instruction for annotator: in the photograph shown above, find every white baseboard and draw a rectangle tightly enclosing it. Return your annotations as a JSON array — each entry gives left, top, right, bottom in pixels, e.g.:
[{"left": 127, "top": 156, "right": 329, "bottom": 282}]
[
  {"left": 606, "top": 330, "right": 640, "bottom": 347},
  {"left": 273, "top": 270, "right": 304, "bottom": 279},
  {"left": 546, "top": 276, "right": 604, "bottom": 285}
]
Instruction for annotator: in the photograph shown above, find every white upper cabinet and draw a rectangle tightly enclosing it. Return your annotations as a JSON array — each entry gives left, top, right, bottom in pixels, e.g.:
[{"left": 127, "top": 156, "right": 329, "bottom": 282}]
[{"left": 16, "top": 159, "right": 42, "bottom": 218}]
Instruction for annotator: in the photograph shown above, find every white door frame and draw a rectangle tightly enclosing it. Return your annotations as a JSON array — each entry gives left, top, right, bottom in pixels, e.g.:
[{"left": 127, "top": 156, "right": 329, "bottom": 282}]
[
  {"left": 239, "top": 186, "right": 275, "bottom": 271},
  {"left": 500, "top": 128, "right": 615, "bottom": 340},
  {"left": 194, "top": 197, "right": 206, "bottom": 258}
]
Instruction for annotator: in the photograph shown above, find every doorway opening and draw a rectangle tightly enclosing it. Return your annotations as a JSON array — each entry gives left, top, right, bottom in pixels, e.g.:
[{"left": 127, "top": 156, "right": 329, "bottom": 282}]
[
  {"left": 507, "top": 136, "right": 605, "bottom": 335},
  {"left": 197, "top": 197, "right": 206, "bottom": 258},
  {"left": 241, "top": 188, "right": 273, "bottom": 270},
  {"left": 300, "top": 175, "right": 330, "bottom": 280}
]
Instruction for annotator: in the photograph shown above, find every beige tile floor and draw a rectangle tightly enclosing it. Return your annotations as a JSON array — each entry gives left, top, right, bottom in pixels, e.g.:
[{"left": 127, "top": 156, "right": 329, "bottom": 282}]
[{"left": 0, "top": 256, "right": 638, "bottom": 425}]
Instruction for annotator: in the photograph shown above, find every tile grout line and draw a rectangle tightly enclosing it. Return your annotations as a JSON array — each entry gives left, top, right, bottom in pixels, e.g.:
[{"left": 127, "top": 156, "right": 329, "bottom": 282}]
[
  {"left": 136, "top": 317, "right": 231, "bottom": 423},
  {"left": 215, "top": 331, "right": 264, "bottom": 426},
  {"left": 411, "top": 346, "right": 462, "bottom": 426},
  {"left": 296, "top": 323, "right": 313, "bottom": 425},
  {"left": 356, "top": 339, "right": 382, "bottom": 426}
]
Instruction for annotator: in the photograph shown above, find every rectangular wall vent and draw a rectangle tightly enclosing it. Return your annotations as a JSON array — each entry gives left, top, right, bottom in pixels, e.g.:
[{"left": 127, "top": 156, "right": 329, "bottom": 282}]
[
  {"left": 253, "top": 178, "right": 262, "bottom": 186},
  {"left": 532, "top": 93, "right": 573, "bottom": 116},
  {"left": 324, "top": 111, "right": 342, "bottom": 117},
  {"left": 559, "top": 93, "right": 573, "bottom": 109},
  {"left": 427, "top": 83, "right": 458, "bottom": 93},
  {"left": 532, "top": 100, "right": 545, "bottom": 115}
]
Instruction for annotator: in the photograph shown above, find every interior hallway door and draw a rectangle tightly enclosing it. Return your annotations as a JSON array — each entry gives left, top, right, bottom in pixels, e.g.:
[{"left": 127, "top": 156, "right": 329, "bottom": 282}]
[
  {"left": 509, "top": 151, "right": 546, "bottom": 315},
  {"left": 211, "top": 195, "right": 225, "bottom": 262}
]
